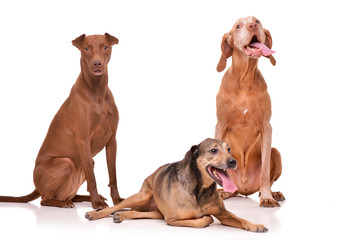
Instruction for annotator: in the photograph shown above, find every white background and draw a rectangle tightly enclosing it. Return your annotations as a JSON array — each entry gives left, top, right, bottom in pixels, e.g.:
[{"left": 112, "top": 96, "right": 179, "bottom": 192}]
[{"left": 0, "top": 0, "right": 359, "bottom": 239}]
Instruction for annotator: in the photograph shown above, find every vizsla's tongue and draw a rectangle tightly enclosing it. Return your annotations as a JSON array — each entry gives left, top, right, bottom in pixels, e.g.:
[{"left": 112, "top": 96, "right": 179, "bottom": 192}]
[
  {"left": 249, "top": 42, "right": 276, "bottom": 56},
  {"left": 217, "top": 170, "right": 237, "bottom": 193}
]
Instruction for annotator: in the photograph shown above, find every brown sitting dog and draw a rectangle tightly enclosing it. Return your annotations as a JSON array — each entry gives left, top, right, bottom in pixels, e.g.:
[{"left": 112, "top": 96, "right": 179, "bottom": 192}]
[
  {"left": 0, "top": 33, "right": 122, "bottom": 209},
  {"left": 215, "top": 16, "right": 285, "bottom": 207},
  {"left": 85, "top": 138, "right": 268, "bottom": 232}
]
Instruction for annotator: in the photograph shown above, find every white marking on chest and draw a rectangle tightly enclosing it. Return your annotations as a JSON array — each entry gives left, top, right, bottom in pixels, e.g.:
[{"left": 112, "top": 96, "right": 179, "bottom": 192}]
[{"left": 243, "top": 108, "right": 248, "bottom": 114}]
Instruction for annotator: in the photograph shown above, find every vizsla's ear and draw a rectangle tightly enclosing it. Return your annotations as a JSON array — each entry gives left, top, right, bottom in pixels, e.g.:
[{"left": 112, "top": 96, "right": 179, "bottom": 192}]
[
  {"left": 264, "top": 29, "right": 276, "bottom": 66},
  {"left": 184, "top": 145, "right": 199, "bottom": 163},
  {"left": 105, "top": 33, "right": 119, "bottom": 47},
  {"left": 72, "top": 34, "right": 86, "bottom": 50},
  {"left": 216, "top": 32, "right": 233, "bottom": 72}
]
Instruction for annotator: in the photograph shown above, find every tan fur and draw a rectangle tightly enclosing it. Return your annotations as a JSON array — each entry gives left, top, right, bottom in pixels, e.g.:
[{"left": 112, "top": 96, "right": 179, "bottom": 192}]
[
  {"left": 85, "top": 139, "right": 268, "bottom": 233},
  {"left": 215, "top": 16, "right": 285, "bottom": 207},
  {"left": 0, "top": 33, "right": 122, "bottom": 209}
]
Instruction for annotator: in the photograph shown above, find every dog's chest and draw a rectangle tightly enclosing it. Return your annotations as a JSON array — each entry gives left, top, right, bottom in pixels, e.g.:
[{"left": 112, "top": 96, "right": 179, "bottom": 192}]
[
  {"left": 89, "top": 103, "right": 116, "bottom": 154},
  {"left": 218, "top": 88, "right": 271, "bottom": 123}
]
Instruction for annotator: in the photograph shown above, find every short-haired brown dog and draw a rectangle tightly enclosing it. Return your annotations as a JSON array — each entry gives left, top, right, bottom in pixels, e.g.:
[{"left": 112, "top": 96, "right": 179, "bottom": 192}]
[
  {"left": 85, "top": 138, "right": 267, "bottom": 232},
  {"left": 0, "top": 33, "right": 122, "bottom": 209},
  {"left": 215, "top": 16, "right": 285, "bottom": 207}
]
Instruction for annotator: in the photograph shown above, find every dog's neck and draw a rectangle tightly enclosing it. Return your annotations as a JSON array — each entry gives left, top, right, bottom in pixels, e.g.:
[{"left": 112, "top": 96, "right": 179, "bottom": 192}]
[
  {"left": 76, "top": 63, "right": 109, "bottom": 101},
  {"left": 179, "top": 159, "right": 217, "bottom": 205},
  {"left": 227, "top": 48, "right": 263, "bottom": 89}
]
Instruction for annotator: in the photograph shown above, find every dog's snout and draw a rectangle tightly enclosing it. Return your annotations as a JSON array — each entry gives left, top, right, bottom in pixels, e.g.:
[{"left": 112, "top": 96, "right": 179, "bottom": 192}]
[
  {"left": 227, "top": 158, "right": 237, "bottom": 169},
  {"left": 93, "top": 59, "right": 102, "bottom": 67},
  {"left": 247, "top": 21, "right": 258, "bottom": 31}
]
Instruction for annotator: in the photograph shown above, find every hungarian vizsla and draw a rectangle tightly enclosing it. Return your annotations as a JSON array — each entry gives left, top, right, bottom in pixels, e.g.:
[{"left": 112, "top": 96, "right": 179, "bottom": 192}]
[
  {"left": 0, "top": 33, "right": 122, "bottom": 209},
  {"left": 215, "top": 16, "right": 285, "bottom": 207}
]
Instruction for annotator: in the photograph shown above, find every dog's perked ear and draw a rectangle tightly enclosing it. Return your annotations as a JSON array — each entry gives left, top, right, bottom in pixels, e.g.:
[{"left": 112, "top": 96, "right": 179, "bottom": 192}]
[
  {"left": 184, "top": 145, "right": 199, "bottom": 163},
  {"left": 72, "top": 34, "right": 86, "bottom": 50},
  {"left": 217, "top": 32, "right": 233, "bottom": 72},
  {"left": 264, "top": 29, "right": 276, "bottom": 66},
  {"left": 105, "top": 33, "right": 119, "bottom": 47}
]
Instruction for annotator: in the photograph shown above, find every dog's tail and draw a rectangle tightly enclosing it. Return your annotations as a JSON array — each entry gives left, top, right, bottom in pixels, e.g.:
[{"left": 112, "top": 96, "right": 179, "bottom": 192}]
[{"left": 0, "top": 189, "right": 40, "bottom": 203}]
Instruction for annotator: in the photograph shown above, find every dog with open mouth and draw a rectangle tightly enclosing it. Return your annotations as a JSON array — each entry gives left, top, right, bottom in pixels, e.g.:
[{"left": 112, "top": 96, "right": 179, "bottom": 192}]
[
  {"left": 215, "top": 16, "right": 284, "bottom": 207},
  {"left": 85, "top": 138, "right": 267, "bottom": 232}
]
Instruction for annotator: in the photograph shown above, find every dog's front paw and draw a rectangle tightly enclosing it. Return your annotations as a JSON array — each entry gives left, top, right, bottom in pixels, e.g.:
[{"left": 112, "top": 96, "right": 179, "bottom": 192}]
[
  {"left": 254, "top": 224, "right": 268, "bottom": 233},
  {"left": 259, "top": 198, "right": 280, "bottom": 208},
  {"left": 243, "top": 222, "right": 268, "bottom": 233},
  {"left": 112, "top": 196, "right": 124, "bottom": 205},
  {"left": 98, "top": 194, "right": 108, "bottom": 202},
  {"left": 113, "top": 212, "right": 126, "bottom": 223},
  {"left": 92, "top": 200, "right": 108, "bottom": 210},
  {"left": 85, "top": 210, "right": 99, "bottom": 221},
  {"left": 272, "top": 191, "right": 285, "bottom": 201}
]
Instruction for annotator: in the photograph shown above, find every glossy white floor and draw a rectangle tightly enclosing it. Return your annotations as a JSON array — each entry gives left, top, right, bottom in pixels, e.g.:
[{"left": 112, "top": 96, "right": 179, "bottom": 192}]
[
  {"left": 0, "top": 194, "right": 285, "bottom": 240},
  {"left": 1, "top": 1, "right": 360, "bottom": 239},
  {"left": 0, "top": 183, "right": 356, "bottom": 240}
]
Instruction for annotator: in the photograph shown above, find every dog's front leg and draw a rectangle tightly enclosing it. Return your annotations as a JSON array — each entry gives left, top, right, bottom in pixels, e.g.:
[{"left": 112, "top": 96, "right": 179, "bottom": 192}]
[
  {"left": 76, "top": 140, "right": 108, "bottom": 209},
  {"left": 259, "top": 124, "right": 279, "bottom": 207},
  {"left": 215, "top": 209, "right": 267, "bottom": 232},
  {"left": 106, "top": 136, "right": 123, "bottom": 204}
]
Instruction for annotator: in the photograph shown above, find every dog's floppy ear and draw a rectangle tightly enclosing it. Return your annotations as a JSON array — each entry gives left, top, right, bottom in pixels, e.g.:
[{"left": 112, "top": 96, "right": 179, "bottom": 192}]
[
  {"left": 72, "top": 34, "right": 86, "bottom": 50},
  {"left": 264, "top": 29, "right": 276, "bottom": 66},
  {"left": 216, "top": 32, "right": 233, "bottom": 72},
  {"left": 105, "top": 33, "right": 119, "bottom": 47},
  {"left": 185, "top": 145, "right": 199, "bottom": 163}
]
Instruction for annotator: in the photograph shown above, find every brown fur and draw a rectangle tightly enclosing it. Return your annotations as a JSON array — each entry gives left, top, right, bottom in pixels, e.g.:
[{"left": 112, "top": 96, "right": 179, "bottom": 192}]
[
  {"left": 85, "top": 138, "right": 268, "bottom": 233},
  {"left": 0, "top": 33, "right": 122, "bottom": 209},
  {"left": 215, "top": 17, "right": 285, "bottom": 207}
]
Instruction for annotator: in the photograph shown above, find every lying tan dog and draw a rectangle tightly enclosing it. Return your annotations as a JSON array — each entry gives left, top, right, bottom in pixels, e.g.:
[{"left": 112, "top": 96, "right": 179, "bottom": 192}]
[
  {"left": 215, "top": 16, "right": 285, "bottom": 207},
  {"left": 0, "top": 33, "right": 122, "bottom": 209},
  {"left": 85, "top": 138, "right": 267, "bottom": 232}
]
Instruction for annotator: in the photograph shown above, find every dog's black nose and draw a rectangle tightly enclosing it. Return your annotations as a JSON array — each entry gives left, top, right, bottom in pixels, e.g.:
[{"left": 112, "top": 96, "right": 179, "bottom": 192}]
[{"left": 227, "top": 158, "right": 237, "bottom": 169}]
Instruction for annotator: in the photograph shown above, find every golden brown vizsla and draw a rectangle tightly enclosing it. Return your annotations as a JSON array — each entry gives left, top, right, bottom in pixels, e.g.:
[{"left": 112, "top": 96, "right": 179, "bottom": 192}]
[
  {"left": 215, "top": 16, "right": 285, "bottom": 207},
  {"left": 85, "top": 138, "right": 268, "bottom": 233},
  {"left": 0, "top": 33, "right": 122, "bottom": 209}
]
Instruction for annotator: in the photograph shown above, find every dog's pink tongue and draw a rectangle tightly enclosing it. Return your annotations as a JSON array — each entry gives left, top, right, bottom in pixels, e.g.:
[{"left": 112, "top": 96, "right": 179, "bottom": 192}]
[
  {"left": 217, "top": 171, "right": 237, "bottom": 193},
  {"left": 249, "top": 42, "right": 276, "bottom": 56}
]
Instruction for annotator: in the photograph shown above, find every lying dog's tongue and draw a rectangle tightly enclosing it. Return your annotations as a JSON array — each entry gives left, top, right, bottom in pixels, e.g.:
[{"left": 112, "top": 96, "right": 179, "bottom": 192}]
[
  {"left": 249, "top": 42, "right": 276, "bottom": 56},
  {"left": 217, "top": 170, "right": 238, "bottom": 193}
]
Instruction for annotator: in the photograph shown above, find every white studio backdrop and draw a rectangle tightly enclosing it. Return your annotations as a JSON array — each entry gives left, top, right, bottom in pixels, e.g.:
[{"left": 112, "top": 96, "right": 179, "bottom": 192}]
[{"left": 0, "top": 0, "right": 359, "bottom": 239}]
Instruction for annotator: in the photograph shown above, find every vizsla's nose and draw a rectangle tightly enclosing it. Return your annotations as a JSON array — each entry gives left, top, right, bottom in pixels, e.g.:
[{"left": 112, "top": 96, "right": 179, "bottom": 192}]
[
  {"left": 247, "top": 21, "right": 258, "bottom": 31},
  {"left": 93, "top": 60, "right": 102, "bottom": 67}
]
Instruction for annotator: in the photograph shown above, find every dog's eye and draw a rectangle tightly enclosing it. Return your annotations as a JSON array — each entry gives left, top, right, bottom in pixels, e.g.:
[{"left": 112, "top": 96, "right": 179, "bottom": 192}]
[
  {"left": 236, "top": 25, "right": 241, "bottom": 29},
  {"left": 255, "top": 20, "right": 260, "bottom": 24},
  {"left": 210, "top": 148, "right": 218, "bottom": 154},
  {"left": 228, "top": 147, "right": 231, "bottom": 154},
  {"left": 84, "top": 47, "right": 89, "bottom": 51},
  {"left": 104, "top": 46, "right": 108, "bottom": 50}
]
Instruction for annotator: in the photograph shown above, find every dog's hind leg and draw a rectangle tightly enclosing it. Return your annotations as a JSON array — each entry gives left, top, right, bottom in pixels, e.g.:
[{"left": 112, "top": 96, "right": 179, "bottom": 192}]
[
  {"left": 34, "top": 157, "right": 78, "bottom": 208},
  {"left": 166, "top": 216, "right": 214, "bottom": 228},
  {"left": 113, "top": 209, "right": 163, "bottom": 223},
  {"left": 85, "top": 181, "right": 153, "bottom": 221}
]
